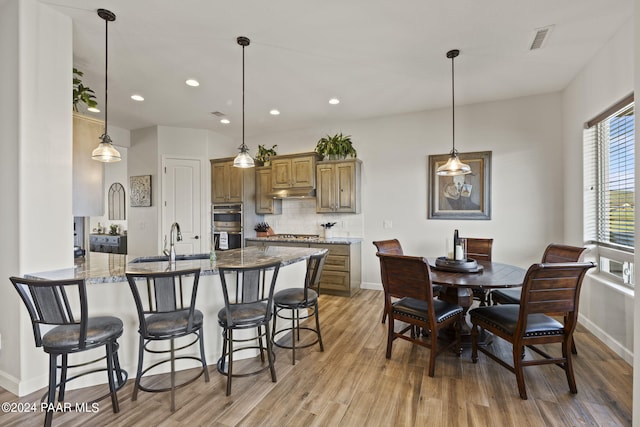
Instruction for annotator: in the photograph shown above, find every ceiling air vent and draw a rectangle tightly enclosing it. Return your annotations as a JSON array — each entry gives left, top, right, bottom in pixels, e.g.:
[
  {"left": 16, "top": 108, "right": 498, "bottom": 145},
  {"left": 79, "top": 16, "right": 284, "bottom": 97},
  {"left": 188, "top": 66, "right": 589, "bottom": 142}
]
[
  {"left": 529, "top": 25, "right": 554, "bottom": 50},
  {"left": 210, "top": 111, "right": 226, "bottom": 117}
]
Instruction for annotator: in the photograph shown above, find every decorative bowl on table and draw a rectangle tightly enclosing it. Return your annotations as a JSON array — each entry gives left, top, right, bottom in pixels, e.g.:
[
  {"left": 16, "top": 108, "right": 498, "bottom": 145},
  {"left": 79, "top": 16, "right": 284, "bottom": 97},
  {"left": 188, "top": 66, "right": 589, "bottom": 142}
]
[{"left": 434, "top": 256, "right": 483, "bottom": 273}]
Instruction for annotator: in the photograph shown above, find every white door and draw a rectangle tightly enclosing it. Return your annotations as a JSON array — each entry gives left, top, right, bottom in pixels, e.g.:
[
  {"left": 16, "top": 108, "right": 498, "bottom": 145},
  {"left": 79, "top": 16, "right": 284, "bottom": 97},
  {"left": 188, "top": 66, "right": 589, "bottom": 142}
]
[{"left": 162, "top": 157, "right": 202, "bottom": 255}]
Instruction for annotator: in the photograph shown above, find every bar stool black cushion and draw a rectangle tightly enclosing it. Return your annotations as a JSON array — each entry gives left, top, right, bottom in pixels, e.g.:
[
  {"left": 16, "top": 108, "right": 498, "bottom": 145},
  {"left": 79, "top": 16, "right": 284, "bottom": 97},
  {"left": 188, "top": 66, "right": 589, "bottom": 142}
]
[
  {"left": 217, "top": 261, "right": 282, "bottom": 396},
  {"left": 126, "top": 267, "right": 209, "bottom": 412},
  {"left": 272, "top": 250, "right": 328, "bottom": 365},
  {"left": 11, "top": 276, "right": 127, "bottom": 427}
]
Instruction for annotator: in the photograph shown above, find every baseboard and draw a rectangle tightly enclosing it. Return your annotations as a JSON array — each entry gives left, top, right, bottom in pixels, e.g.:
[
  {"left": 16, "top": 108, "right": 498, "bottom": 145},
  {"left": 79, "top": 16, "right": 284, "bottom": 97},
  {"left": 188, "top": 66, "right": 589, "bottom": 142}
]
[
  {"left": 360, "top": 281, "right": 382, "bottom": 291},
  {"left": 578, "top": 313, "right": 633, "bottom": 365},
  {"left": 0, "top": 370, "right": 21, "bottom": 396}
]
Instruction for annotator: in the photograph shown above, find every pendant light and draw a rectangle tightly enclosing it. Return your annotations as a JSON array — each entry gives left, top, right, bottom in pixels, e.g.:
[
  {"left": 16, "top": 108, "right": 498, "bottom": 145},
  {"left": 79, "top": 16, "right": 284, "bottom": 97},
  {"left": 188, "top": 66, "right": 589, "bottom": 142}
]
[
  {"left": 436, "top": 49, "right": 470, "bottom": 176},
  {"left": 233, "top": 36, "right": 255, "bottom": 168},
  {"left": 91, "top": 8, "right": 121, "bottom": 163}
]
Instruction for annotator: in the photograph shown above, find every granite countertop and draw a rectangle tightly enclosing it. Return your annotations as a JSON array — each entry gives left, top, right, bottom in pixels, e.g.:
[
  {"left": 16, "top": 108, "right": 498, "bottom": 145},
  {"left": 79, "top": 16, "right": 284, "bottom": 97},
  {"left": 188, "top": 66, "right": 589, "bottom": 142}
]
[
  {"left": 27, "top": 246, "right": 327, "bottom": 284},
  {"left": 245, "top": 236, "right": 362, "bottom": 245}
]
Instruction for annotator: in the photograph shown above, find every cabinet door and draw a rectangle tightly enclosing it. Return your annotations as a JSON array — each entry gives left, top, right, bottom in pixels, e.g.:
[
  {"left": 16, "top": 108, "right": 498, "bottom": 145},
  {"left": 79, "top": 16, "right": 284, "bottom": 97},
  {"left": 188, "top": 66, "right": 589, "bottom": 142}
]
[
  {"left": 316, "top": 163, "right": 335, "bottom": 213},
  {"left": 334, "top": 162, "right": 356, "bottom": 212},
  {"left": 291, "top": 156, "right": 315, "bottom": 187},
  {"left": 255, "top": 168, "right": 281, "bottom": 214},
  {"left": 211, "top": 161, "right": 228, "bottom": 203},
  {"left": 271, "top": 159, "right": 292, "bottom": 189},
  {"left": 227, "top": 164, "right": 243, "bottom": 202}
]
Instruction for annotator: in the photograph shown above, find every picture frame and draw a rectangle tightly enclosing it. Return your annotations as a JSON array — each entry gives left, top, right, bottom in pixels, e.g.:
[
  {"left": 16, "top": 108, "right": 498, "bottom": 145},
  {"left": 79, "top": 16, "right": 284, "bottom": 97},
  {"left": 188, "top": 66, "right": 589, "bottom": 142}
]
[
  {"left": 428, "top": 151, "right": 491, "bottom": 220},
  {"left": 130, "top": 175, "right": 152, "bottom": 207}
]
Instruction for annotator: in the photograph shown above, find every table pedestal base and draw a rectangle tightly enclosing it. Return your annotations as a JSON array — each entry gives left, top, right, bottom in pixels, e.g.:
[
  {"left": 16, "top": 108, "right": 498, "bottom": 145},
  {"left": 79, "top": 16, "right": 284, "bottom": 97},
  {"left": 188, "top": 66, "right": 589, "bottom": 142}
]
[{"left": 438, "top": 286, "right": 493, "bottom": 347}]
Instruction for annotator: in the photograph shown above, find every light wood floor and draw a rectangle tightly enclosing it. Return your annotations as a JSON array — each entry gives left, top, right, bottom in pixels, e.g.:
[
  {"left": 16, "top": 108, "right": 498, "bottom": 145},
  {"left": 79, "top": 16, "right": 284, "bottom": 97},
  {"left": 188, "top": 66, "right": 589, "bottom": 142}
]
[{"left": 0, "top": 289, "right": 632, "bottom": 426}]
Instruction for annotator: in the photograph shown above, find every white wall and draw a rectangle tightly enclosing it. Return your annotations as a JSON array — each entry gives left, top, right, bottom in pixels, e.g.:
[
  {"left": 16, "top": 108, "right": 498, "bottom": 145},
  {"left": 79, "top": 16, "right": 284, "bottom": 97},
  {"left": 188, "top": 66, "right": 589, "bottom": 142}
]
[
  {"left": 561, "top": 18, "right": 635, "bottom": 365},
  {"left": 250, "top": 92, "right": 565, "bottom": 288},
  {"left": 0, "top": 0, "right": 73, "bottom": 394}
]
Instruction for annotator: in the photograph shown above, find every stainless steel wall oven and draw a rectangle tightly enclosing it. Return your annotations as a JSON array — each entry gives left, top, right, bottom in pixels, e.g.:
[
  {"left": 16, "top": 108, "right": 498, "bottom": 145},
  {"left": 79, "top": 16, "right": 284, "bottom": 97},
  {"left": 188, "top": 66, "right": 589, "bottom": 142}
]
[{"left": 212, "top": 203, "right": 243, "bottom": 250}]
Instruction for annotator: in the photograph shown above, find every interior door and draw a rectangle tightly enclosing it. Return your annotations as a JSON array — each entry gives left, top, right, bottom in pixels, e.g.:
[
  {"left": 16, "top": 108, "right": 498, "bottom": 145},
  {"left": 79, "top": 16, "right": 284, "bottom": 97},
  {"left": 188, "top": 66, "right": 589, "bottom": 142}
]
[{"left": 162, "top": 157, "right": 202, "bottom": 255}]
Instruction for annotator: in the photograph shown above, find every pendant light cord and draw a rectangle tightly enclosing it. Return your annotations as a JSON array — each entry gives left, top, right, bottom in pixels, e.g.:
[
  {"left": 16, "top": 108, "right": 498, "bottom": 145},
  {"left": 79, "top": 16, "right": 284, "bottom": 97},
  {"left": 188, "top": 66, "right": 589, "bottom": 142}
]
[
  {"left": 104, "top": 16, "right": 109, "bottom": 136},
  {"left": 242, "top": 41, "right": 245, "bottom": 150},
  {"left": 451, "top": 52, "right": 455, "bottom": 154}
]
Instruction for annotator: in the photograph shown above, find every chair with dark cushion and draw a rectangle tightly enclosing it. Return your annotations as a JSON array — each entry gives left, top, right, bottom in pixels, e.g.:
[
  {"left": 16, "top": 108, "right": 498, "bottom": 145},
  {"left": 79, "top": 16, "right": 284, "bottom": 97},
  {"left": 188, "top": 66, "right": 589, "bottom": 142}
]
[
  {"left": 490, "top": 244, "right": 587, "bottom": 355},
  {"left": 126, "top": 267, "right": 208, "bottom": 412},
  {"left": 464, "top": 237, "right": 494, "bottom": 306},
  {"left": 377, "top": 253, "right": 464, "bottom": 377},
  {"left": 373, "top": 239, "right": 404, "bottom": 323},
  {"left": 217, "top": 261, "right": 281, "bottom": 395},
  {"left": 272, "top": 250, "right": 328, "bottom": 364},
  {"left": 469, "top": 261, "right": 595, "bottom": 399},
  {"left": 11, "top": 276, "right": 128, "bottom": 427}
]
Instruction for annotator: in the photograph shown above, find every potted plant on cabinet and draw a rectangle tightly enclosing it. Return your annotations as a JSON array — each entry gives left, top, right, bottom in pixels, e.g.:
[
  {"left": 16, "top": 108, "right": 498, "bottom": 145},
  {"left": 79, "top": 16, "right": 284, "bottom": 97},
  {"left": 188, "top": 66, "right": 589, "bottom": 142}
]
[
  {"left": 255, "top": 144, "right": 278, "bottom": 166},
  {"left": 315, "top": 133, "right": 357, "bottom": 160},
  {"left": 73, "top": 68, "right": 98, "bottom": 112}
]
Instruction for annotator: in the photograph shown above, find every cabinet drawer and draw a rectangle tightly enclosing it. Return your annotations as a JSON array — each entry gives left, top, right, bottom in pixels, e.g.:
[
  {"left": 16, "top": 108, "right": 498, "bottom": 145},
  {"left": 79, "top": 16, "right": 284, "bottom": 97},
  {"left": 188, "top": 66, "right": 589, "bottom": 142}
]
[
  {"left": 312, "top": 243, "right": 349, "bottom": 256},
  {"left": 324, "top": 254, "right": 349, "bottom": 271},
  {"left": 320, "top": 270, "right": 350, "bottom": 291}
]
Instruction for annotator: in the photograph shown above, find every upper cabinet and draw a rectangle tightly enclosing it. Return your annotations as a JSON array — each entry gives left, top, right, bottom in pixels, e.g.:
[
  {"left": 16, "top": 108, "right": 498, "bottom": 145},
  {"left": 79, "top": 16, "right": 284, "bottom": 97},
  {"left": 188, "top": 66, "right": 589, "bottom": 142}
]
[
  {"left": 73, "top": 113, "right": 104, "bottom": 216},
  {"left": 271, "top": 153, "right": 318, "bottom": 190},
  {"left": 255, "top": 167, "right": 282, "bottom": 214},
  {"left": 211, "top": 158, "right": 243, "bottom": 203},
  {"left": 316, "top": 159, "right": 361, "bottom": 213}
]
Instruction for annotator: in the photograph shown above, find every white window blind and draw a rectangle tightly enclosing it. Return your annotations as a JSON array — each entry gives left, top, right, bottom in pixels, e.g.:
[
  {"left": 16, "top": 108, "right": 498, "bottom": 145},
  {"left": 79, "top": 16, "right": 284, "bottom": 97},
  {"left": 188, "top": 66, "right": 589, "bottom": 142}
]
[{"left": 583, "top": 96, "right": 634, "bottom": 252}]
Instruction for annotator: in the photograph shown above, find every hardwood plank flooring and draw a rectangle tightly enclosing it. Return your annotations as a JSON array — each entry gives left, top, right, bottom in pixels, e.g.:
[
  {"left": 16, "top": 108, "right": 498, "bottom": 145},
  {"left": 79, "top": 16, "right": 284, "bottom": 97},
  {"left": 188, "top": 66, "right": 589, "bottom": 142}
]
[{"left": 0, "top": 289, "right": 632, "bottom": 426}]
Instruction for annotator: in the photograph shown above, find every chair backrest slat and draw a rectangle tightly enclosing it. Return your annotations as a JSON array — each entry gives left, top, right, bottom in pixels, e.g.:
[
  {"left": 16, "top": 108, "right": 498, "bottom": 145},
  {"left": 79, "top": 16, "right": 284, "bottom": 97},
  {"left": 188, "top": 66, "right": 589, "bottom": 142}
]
[
  {"left": 518, "top": 262, "right": 595, "bottom": 321},
  {"left": 542, "top": 244, "right": 587, "bottom": 263},
  {"left": 464, "top": 238, "right": 493, "bottom": 261}
]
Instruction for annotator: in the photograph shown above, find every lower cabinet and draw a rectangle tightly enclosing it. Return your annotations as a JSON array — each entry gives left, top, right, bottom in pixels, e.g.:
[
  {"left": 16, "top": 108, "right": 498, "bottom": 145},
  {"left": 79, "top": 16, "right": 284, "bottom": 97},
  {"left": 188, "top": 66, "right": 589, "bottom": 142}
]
[
  {"left": 90, "top": 234, "right": 127, "bottom": 254},
  {"left": 245, "top": 240, "right": 361, "bottom": 296}
]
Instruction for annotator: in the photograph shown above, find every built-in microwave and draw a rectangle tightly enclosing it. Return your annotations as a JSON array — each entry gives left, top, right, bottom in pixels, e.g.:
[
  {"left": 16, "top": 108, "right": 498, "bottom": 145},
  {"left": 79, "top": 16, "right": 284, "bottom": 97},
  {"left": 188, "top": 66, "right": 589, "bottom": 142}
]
[{"left": 212, "top": 203, "right": 243, "bottom": 250}]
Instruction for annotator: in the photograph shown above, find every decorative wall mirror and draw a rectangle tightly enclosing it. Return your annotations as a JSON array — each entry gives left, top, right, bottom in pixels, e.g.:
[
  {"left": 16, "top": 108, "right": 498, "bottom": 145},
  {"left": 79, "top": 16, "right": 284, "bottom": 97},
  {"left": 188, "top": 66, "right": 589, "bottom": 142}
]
[{"left": 108, "top": 182, "right": 126, "bottom": 220}]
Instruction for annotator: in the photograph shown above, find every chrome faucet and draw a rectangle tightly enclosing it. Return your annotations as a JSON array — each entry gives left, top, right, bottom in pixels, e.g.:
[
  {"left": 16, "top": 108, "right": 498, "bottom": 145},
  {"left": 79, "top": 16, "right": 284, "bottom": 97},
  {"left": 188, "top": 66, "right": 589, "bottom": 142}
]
[{"left": 164, "top": 222, "right": 182, "bottom": 262}]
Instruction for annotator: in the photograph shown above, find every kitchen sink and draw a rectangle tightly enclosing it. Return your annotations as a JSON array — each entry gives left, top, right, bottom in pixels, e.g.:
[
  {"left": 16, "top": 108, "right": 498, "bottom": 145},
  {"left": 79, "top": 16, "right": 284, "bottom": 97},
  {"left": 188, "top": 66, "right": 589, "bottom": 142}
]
[{"left": 129, "top": 253, "right": 210, "bottom": 263}]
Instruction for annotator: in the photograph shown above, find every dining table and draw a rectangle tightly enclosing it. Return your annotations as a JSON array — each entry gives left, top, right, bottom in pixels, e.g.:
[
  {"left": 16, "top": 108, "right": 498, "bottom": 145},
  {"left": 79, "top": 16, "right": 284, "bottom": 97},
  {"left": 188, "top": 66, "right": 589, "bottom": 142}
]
[{"left": 428, "top": 258, "right": 527, "bottom": 345}]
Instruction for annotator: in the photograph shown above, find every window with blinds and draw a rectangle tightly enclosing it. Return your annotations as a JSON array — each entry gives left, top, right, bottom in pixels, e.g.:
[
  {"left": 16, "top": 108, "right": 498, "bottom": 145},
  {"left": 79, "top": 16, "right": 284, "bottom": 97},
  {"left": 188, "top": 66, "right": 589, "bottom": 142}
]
[{"left": 583, "top": 94, "right": 634, "bottom": 286}]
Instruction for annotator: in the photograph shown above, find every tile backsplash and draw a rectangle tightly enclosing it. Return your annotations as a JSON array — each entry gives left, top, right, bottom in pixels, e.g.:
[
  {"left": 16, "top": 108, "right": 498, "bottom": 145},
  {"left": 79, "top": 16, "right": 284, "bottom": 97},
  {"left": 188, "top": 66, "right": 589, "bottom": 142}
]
[{"left": 263, "top": 198, "right": 363, "bottom": 238}]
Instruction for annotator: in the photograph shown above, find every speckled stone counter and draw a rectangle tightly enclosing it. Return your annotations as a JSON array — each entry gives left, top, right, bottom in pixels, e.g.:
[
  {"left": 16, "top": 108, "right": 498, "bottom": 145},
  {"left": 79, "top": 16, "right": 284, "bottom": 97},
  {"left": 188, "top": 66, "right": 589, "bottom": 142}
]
[
  {"left": 27, "top": 246, "right": 326, "bottom": 284},
  {"left": 245, "top": 236, "right": 362, "bottom": 245}
]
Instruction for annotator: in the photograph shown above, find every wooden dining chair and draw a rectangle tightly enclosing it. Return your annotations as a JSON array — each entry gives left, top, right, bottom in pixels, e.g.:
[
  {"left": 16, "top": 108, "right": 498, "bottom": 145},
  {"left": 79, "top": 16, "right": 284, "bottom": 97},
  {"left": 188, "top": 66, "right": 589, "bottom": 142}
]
[
  {"left": 469, "top": 261, "right": 595, "bottom": 399},
  {"left": 463, "top": 237, "right": 493, "bottom": 306},
  {"left": 377, "top": 253, "right": 464, "bottom": 377},
  {"left": 373, "top": 239, "right": 404, "bottom": 324},
  {"left": 490, "top": 243, "right": 587, "bottom": 355}
]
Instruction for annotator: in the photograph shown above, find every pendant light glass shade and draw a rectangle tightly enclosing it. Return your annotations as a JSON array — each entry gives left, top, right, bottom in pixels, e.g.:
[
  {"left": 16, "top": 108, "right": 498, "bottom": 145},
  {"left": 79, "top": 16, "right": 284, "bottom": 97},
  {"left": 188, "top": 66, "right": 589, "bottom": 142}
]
[
  {"left": 92, "top": 9, "right": 121, "bottom": 163},
  {"left": 233, "top": 36, "right": 254, "bottom": 168},
  {"left": 436, "top": 49, "right": 469, "bottom": 176}
]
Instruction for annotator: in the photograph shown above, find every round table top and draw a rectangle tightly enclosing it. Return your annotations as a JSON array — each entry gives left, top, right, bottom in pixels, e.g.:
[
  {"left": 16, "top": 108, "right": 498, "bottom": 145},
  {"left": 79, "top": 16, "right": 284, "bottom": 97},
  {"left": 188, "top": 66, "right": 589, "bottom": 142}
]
[{"left": 428, "top": 259, "right": 526, "bottom": 289}]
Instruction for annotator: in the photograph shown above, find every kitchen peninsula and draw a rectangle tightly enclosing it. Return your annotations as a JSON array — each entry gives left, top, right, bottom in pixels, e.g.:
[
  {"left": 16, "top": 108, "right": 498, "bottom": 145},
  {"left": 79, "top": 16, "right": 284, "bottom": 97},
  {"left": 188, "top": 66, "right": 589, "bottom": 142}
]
[{"left": 21, "top": 246, "right": 325, "bottom": 392}]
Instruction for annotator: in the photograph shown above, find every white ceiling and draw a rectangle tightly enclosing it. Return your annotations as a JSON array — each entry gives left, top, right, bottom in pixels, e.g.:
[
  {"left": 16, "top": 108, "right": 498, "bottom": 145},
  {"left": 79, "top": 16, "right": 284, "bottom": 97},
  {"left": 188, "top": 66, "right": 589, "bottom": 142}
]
[{"left": 46, "top": 0, "right": 632, "bottom": 139}]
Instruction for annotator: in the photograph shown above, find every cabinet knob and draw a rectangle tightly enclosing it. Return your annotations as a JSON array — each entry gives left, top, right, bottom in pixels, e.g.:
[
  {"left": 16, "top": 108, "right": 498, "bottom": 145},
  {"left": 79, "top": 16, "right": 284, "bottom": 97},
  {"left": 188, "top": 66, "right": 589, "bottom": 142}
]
[{"left": 193, "top": 235, "right": 199, "bottom": 239}]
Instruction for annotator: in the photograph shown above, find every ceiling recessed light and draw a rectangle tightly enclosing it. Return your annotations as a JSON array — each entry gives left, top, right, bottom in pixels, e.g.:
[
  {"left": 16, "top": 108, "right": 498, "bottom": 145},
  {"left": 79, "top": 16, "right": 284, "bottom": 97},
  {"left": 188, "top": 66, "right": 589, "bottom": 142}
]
[
  {"left": 131, "top": 94, "right": 144, "bottom": 101},
  {"left": 185, "top": 79, "right": 200, "bottom": 87},
  {"left": 87, "top": 107, "right": 100, "bottom": 113},
  {"left": 269, "top": 109, "right": 280, "bottom": 115},
  {"left": 329, "top": 98, "right": 340, "bottom": 105},
  {"left": 220, "top": 118, "right": 230, "bottom": 124}
]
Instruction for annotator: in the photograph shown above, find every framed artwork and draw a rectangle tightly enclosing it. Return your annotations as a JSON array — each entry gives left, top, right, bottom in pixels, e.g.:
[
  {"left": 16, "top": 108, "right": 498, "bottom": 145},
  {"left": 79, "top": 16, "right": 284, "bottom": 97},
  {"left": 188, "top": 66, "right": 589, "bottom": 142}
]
[
  {"left": 130, "top": 175, "right": 152, "bottom": 207},
  {"left": 428, "top": 151, "right": 491, "bottom": 220}
]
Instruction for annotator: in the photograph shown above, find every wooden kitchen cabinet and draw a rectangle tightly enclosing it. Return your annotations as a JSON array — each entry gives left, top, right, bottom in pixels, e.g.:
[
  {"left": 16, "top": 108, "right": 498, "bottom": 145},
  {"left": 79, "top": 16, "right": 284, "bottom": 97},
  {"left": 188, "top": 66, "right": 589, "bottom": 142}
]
[
  {"left": 316, "top": 159, "right": 361, "bottom": 213},
  {"left": 245, "top": 239, "right": 361, "bottom": 296},
  {"left": 271, "top": 153, "right": 318, "bottom": 190},
  {"left": 255, "top": 167, "right": 282, "bottom": 214},
  {"left": 211, "top": 158, "right": 243, "bottom": 203}
]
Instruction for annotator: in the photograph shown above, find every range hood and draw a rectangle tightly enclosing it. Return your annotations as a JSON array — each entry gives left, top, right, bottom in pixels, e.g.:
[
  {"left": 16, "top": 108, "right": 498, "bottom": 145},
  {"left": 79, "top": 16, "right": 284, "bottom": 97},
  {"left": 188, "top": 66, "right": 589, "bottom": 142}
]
[{"left": 269, "top": 188, "right": 316, "bottom": 199}]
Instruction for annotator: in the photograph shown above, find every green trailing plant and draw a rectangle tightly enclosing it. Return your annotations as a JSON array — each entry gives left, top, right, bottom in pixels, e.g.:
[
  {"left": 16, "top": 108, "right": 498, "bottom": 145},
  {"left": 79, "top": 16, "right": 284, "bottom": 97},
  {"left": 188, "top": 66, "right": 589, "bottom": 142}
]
[
  {"left": 255, "top": 144, "right": 278, "bottom": 165},
  {"left": 73, "top": 68, "right": 98, "bottom": 112},
  {"left": 315, "top": 133, "right": 357, "bottom": 160}
]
